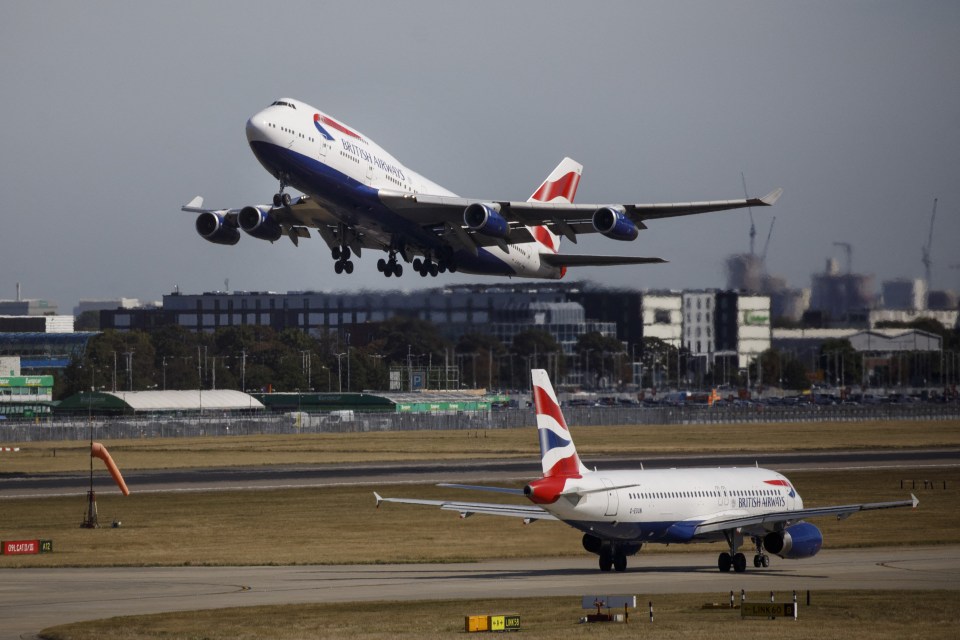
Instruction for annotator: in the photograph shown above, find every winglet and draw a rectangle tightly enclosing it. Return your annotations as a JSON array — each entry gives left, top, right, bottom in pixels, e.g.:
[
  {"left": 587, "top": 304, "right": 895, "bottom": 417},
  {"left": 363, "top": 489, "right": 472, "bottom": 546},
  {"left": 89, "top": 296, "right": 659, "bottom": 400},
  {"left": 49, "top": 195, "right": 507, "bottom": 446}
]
[
  {"left": 181, "top": 196, "right": 205, "bottom": 213},
  {"left": 911, "top": 493, "right": 919, "bottom": 509},
  {"left": 760, "top": 188, "right": 783, "bottom": 206},
  {"left": 374, "top": 491, "right": 383, "bottom": 508}
]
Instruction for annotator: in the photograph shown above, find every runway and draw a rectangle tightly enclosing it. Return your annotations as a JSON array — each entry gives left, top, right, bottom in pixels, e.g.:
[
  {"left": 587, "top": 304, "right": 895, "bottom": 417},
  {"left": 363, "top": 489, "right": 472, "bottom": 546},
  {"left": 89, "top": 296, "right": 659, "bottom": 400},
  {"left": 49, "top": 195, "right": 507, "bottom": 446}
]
[
  {"left": 2, "top": 545, "right": 958, "bottom": 639},
  {"left": 3, "top": 448, "right": 958, "bottom": 498}
]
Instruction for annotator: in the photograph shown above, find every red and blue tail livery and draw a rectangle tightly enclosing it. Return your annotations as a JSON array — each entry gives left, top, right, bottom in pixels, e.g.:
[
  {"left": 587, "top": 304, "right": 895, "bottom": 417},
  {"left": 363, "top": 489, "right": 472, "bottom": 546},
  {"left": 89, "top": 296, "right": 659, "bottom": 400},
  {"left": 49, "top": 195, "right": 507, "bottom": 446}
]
[{"left": 375, "top": 369, "right": 917, "bottom": 573}]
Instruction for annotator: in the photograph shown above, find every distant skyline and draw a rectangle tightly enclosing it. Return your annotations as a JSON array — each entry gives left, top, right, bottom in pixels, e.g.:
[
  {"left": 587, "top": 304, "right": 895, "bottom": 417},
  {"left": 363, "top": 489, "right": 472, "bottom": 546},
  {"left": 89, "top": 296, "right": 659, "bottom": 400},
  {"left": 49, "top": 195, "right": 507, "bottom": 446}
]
[{"left": 2, "top": 1, "right": 958, "bottom": 311}]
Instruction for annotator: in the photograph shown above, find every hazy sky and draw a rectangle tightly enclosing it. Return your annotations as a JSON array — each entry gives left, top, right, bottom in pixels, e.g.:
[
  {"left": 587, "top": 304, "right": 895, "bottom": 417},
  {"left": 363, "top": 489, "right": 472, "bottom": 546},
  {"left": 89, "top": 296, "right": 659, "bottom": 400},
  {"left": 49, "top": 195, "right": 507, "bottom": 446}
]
[{"left": 2, "top": 1, "right": 958, "bottom": 312}]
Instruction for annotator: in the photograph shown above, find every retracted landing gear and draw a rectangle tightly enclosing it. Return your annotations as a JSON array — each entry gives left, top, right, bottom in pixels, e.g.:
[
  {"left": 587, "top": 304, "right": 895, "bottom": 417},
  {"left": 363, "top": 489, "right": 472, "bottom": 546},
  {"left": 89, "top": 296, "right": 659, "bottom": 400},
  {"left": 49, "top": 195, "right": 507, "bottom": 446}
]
[
  {"left": 718, "top": 530, "right": 748, "bottom": 573},
  {"left": 377, "top": 251, "right": 403, "bottom": 278}
]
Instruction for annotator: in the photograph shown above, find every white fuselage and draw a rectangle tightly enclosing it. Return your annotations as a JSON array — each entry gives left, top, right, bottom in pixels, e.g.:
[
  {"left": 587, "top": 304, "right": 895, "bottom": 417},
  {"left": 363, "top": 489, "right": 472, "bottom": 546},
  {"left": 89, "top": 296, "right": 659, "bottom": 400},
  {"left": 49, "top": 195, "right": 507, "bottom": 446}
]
[
  {"left": 542, "top": 466, "right": 801, "bottom": 544},
  {"left": 244, "top": 98, "right": 562, "bottom": 278}
]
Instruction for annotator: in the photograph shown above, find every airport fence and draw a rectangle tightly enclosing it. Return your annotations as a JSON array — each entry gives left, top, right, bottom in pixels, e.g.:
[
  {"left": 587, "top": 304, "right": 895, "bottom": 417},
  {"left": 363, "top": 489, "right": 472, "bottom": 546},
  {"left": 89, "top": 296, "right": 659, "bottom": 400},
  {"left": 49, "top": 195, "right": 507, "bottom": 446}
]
[{"left": 1, "top": 402, "right": 958, "bottom": 442}]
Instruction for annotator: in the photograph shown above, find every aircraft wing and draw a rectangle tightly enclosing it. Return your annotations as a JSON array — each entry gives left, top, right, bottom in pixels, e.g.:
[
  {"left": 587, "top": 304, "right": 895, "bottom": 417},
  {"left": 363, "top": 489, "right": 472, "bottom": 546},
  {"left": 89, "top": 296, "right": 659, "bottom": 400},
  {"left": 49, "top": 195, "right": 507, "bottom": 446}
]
[
  {"left": 694, "top": 494, "right": 918, "bottom": 535},
  {"left": 374, "top": 491, "right": 557, "bottom": 521},
  {"left": 378, "top": 188, "right": 782, "bottom": 241}
]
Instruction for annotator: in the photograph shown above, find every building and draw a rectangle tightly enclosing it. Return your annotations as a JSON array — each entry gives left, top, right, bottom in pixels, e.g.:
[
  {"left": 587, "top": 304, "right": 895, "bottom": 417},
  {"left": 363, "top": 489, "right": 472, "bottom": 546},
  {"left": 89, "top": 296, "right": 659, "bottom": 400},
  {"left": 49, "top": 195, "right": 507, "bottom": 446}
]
[
  {"left": 809, "top": 258, "right": 876, "bottom": 320},
  {"left": 882, "top": 279, "right": 927, "bottom": 311},
  {"left": 0, "top": 357, "right": 54, "bottom": 417}
]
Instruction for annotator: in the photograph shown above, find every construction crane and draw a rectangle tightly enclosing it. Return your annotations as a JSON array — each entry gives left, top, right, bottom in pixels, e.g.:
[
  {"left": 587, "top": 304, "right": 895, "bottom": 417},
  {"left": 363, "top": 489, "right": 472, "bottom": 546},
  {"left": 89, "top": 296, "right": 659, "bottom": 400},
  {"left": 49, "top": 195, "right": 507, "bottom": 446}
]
[
  {"left": 833, "top": 241, "right": 852, "bottom": 274},
  {"left": 921, "top": 198, "right": 938, "bottom": 287},
  {"left": 761, "top": 216, "right": 776, "bottom": 264},
  {"left": 741, "top": 172, "right": 756, "bottom": 256}
]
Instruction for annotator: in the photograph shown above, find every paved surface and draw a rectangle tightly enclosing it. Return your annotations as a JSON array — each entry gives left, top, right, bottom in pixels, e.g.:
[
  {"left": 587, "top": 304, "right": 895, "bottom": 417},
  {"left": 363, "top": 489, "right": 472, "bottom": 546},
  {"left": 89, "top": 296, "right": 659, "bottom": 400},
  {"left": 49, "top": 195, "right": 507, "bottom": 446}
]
[
  {"left": 2, "top": 545, "right": 958, "bottom": 639},
  {"left": 3, "top": 448, "right": 958, "bottom": 498}
]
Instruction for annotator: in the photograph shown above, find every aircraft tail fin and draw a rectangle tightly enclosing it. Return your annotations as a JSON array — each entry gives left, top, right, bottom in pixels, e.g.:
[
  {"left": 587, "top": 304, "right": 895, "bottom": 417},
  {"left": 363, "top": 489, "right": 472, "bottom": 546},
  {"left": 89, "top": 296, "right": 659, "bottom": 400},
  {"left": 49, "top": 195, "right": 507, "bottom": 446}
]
[
  {"left": 527, "top": 158, "right": 583, "bottom": 255},
  {"left": 531, "top": 369, "right": 588, "bottom": 478}
]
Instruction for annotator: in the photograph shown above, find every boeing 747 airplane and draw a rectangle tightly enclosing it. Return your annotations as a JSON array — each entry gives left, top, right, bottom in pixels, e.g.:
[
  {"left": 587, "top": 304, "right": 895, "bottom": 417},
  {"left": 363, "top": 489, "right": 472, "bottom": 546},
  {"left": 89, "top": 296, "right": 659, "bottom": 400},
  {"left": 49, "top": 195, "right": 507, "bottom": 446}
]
[
  {"left": 375, "top": 370, "right": 917, "bottom": 573},
  {"left": 183, "top": 98, "right": 781, "bottom": 278}
]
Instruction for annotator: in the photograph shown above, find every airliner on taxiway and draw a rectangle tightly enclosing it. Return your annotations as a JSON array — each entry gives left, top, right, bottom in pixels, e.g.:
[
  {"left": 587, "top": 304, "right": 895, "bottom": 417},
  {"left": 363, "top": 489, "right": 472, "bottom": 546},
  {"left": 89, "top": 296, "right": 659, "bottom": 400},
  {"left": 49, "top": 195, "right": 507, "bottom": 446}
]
[
  {"left": 184, "top": 98, "right": 781, "bottom": 279},
  {"left": 376, "top": 369, "right": 917, "bottom": 573}
]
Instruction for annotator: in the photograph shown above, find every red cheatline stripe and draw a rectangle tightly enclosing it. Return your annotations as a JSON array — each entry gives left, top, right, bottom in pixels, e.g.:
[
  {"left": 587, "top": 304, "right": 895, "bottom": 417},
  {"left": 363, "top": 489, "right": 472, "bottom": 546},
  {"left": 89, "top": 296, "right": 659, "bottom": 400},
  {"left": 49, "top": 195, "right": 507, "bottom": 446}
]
[
  {"left": 533, "top": 385, "right": 567, "bottom": 430},
  {"left": 764, "top": 479, "right": 790, "bottom": 486},
  {"left": 320, "top": 115, "right": 362, "bottom": 139}
]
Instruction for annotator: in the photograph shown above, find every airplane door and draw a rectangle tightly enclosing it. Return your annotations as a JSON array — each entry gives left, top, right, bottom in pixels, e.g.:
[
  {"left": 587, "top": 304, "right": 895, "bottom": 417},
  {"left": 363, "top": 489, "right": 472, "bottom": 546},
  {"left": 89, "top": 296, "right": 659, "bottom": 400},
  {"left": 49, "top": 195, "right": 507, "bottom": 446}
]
[
  {"left": 602, "top": 479, "right": 619, "bottom": 517},
  {"left": 318, "top": 140, "right": 328, "bottom": 159}
]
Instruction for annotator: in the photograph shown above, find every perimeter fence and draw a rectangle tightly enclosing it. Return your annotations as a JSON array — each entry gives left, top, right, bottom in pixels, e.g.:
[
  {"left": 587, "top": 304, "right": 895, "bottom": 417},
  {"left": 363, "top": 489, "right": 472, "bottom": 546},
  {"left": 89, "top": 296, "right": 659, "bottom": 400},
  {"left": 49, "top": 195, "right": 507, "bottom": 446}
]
[{"left": 1, "top": 402, "right": 958, "bottom": 442}]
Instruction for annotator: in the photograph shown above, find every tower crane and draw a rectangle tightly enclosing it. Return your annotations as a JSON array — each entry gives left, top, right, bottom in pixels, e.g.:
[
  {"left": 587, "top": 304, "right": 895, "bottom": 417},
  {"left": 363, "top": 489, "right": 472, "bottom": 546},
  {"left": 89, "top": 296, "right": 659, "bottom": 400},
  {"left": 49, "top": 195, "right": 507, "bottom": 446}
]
[
  {"left": 833, "top": 241, "right": 852, "bottom": 274},
  {"left": 742, "top": 172, "right": 756, "bottom": 256},
  {"left": 921, "top": 198, "right": 938, "bottom": 287}
]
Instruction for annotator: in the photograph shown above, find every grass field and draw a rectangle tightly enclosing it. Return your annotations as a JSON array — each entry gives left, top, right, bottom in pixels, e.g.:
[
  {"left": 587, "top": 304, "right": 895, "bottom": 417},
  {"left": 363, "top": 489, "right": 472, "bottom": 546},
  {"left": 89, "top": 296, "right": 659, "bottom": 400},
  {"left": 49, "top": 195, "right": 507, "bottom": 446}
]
[
  {"left": 1, "top": 467, "right": 957, "bottom": 568},
  {"left": 3, "top": 418, "right": 959, "bottom": 474},
  {"left": 39, "top": 591, "right": 960, "bottom": 640}
]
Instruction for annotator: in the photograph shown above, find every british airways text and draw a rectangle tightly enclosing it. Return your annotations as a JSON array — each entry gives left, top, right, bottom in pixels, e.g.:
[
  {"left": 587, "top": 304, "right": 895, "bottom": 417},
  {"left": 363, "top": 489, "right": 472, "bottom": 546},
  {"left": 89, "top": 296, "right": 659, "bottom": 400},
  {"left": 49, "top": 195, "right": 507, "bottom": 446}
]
[{"left": 341, "top": 140, "right": 406, "bottom": 181}]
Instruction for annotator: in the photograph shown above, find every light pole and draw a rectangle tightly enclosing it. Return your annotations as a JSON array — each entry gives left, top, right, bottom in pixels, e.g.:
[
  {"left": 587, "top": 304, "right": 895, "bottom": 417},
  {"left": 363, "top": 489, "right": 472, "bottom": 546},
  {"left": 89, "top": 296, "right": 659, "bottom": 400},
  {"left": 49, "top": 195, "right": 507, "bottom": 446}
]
[{"left": 335, "top": 353, "right": 345, "bottom": 393}]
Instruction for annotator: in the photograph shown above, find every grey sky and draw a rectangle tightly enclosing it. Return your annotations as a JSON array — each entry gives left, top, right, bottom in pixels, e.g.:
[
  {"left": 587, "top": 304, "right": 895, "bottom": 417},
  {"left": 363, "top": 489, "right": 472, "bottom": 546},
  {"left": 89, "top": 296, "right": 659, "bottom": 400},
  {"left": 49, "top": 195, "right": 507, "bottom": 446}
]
[{"left": 2, "top": 1, "right": 958, "bottom": 312}]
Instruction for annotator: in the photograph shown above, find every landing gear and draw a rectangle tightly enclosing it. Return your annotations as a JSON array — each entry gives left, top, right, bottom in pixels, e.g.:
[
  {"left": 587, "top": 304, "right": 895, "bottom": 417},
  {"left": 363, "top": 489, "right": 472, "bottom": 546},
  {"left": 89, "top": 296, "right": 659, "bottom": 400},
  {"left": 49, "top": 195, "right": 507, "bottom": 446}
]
[
  {"left": 377, "top": 252, "right": 403, "bottom": 277},
  {"left": 413, "top": 256, "right": 442, "bottom": 277},
  {"left": 598, "top": 543, "right": 628, "bottom": 572},
  {"left": 332, "top": 245, "right": 354, "bottom": 274},
  {"left": 272, "top": 178, "right": 292, "bottom": 208},
  {"left": 752, "top": 536, "right": 770, "bottom": 568},
  {"left": 719, "top": 530, "right": 748, "bottom": 573}
]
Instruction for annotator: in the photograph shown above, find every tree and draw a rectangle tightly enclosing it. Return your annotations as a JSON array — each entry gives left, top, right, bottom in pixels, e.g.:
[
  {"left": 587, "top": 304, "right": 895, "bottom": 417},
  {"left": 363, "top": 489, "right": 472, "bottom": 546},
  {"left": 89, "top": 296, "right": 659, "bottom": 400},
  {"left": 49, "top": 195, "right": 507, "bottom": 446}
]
[{"left": 575, "top": 331, "right": 626, "bottom": 388}]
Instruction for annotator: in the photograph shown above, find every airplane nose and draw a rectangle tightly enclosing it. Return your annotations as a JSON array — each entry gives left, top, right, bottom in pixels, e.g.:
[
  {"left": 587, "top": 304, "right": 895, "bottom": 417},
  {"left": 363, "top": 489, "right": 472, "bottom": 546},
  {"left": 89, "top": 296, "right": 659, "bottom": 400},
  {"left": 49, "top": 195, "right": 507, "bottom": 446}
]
[{"left": 245, "top": 113, "right": 269, "bottom": 144}]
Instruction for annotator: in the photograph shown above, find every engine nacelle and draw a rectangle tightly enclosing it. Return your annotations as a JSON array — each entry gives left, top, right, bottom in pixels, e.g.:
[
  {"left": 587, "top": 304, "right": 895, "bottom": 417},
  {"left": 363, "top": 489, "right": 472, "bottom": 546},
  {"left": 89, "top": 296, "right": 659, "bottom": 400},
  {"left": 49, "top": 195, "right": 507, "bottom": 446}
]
[
  {"left": 464, "top": 203, "right": 509, "bottom": 239},
  {"left": 763, "top": 522, "right": 823, "bottom": 559},
  {"left": 238, "top": 206, "right": 283, "bottom": 242},
  {"left": 592, "top": 207, "right": 639, "bottom": 241},
  {"left": 195, "top": 212, "right": 240, "bottom": 246}
]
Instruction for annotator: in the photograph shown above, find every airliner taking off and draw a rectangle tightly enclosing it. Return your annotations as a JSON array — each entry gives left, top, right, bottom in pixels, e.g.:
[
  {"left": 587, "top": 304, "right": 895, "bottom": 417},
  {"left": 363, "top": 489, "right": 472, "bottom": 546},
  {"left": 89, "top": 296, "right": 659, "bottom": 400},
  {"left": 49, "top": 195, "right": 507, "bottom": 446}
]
[
  {"left": 375, "top": 370, "right": 917, "bottom": 573},
  {"left": 183, "top": 98, "right": 782, "bottom": 279}
]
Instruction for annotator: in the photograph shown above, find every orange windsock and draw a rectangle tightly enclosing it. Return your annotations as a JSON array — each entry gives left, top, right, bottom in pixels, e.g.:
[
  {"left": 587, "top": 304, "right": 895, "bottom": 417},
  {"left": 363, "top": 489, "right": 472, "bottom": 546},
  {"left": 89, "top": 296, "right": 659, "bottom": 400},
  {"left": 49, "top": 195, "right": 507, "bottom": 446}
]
[{"left": 91, "top": 442, "right": 130, "bottom": 496}]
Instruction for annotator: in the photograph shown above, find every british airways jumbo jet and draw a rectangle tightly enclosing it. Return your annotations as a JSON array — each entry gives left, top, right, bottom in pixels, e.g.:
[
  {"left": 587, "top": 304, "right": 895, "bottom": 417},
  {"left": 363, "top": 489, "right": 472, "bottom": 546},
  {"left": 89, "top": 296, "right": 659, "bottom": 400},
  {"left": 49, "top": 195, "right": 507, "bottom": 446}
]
[
  {"left": 183, "top": 98, "right": 782, "bottom": 278},
  {"left": 375, "top": 370, "right": 917, "bottom": 573}
]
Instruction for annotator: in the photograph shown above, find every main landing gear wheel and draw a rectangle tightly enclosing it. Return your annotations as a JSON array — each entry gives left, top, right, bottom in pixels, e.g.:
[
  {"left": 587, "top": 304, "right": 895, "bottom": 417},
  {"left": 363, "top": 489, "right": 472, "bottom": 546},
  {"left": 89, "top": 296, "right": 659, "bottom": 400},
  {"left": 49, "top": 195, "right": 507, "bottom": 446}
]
[
  {"left": 613, "top": 552, "right": 627, "bottom": 572},
  {"left": 377, "top": 253, "right": 403, "bottom": 277},
  {"left": 718, "top": 552, "right": 747, "bottom": 572},
  {"left": 332, "top": 246, "right": 354, "bottom": 274},
  {"left": 413, "top": 256, "right": 442, "bottom": 277}
]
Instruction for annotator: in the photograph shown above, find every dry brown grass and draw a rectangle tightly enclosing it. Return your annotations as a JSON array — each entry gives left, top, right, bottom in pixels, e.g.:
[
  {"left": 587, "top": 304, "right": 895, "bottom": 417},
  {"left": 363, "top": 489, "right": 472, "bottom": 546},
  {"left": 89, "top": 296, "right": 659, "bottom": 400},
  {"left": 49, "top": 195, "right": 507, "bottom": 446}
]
[
  {"left": 39, "top": 591, "right": 960, "bottom": 640},
  {"left": 2, "top": 467, "right": 957, "bottom": 569},
  {"left": 5, "top": 418, "right": 959, "bottom": 474}
]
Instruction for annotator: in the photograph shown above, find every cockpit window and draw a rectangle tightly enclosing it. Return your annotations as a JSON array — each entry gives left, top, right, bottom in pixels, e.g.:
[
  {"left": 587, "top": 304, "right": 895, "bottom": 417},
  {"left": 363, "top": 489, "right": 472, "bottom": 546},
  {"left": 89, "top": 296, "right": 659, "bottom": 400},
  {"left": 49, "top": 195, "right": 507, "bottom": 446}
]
[{"left": 271, "top": 101, "right": 296, "bottom": 109}]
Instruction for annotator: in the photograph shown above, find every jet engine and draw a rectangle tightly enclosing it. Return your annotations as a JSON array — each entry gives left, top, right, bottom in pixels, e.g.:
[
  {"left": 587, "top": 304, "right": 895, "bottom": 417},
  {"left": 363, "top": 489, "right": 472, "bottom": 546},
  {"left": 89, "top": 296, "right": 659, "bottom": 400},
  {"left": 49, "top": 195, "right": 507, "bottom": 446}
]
[
  {"left": 464, "top": 203, "right": 509, "bottom": 239},
  {"left": 238, "top": 206, "right": 283, "bottom": 242},
  {"left": 763, "top": 522, "right": 823, "bottom": 559},
  {"left": 592, "top": 207, "right": 639, "bottom": 241},
  {"left": 195, "top": 212, "right": 240, "bottom": 246}
]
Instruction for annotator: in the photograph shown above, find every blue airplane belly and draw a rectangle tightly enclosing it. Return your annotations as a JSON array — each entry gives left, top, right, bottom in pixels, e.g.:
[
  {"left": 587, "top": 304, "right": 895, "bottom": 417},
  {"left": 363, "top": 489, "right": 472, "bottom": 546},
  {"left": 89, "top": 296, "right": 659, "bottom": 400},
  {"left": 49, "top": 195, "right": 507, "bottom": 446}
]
[{"left": 249, "top": 141, "right": 520, "bottom": 275}]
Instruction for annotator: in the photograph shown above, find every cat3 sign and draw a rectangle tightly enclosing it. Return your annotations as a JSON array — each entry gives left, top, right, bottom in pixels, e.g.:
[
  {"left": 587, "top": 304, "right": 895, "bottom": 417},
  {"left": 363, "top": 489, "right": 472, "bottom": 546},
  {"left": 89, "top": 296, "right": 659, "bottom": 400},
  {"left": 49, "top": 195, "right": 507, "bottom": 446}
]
[{"left": 2, "top": 539, "right": 53, "bottom": 555}]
